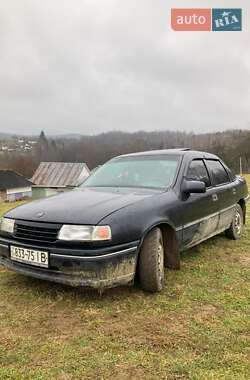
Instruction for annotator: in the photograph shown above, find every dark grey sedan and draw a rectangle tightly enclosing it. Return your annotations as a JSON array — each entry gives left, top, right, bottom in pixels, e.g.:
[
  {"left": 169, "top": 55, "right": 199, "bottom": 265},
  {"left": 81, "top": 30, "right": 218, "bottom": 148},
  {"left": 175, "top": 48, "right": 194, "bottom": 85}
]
[{"left": 0, "top": 149, "right": 248, "bottom": 292}]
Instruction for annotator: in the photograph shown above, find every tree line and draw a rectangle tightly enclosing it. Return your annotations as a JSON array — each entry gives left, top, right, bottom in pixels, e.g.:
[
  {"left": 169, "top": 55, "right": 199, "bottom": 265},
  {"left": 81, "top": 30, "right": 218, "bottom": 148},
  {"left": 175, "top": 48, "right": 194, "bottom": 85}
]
[{"left": 0, "top": 129, "right": 250, "bottom": 178}]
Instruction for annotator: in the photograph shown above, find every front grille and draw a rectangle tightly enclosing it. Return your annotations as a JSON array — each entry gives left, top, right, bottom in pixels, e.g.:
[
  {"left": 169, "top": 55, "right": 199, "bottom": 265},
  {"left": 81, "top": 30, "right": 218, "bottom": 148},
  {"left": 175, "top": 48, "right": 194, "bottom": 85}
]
[{"left": 14, "top": 221, "right": 61, "bottom": 244}]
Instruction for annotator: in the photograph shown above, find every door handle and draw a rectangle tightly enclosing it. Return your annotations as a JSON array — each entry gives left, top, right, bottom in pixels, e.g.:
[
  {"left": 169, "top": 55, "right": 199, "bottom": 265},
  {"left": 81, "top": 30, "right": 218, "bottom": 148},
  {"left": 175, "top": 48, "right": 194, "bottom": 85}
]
[{"left": 212, "top": 194, "right": 218, "bottom": 202}]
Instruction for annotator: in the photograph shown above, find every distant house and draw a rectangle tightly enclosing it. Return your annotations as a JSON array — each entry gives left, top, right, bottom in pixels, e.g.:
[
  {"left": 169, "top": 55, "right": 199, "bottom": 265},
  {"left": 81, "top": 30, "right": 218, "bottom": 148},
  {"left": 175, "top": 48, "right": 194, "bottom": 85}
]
[
  {"left": 31, "top": 162, "right": 90, "bottom": 199},
  {"left": 0, "top": 170, "right": 32, "bottom": 202}
]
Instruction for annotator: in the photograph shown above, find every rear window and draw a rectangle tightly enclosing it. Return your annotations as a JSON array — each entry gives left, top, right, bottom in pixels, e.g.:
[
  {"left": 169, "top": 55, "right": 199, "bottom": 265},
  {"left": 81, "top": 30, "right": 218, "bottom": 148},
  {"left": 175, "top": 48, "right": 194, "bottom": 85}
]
[{"left": 205, "top": 160, "right": 230, "bottom": 186}]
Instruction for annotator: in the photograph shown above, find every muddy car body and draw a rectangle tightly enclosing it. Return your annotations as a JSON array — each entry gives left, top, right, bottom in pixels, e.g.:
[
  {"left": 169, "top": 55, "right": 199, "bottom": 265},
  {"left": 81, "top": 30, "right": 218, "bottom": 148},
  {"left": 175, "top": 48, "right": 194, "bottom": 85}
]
[{"left": 0, "top": 149, "right": 249, "bottom": 292}]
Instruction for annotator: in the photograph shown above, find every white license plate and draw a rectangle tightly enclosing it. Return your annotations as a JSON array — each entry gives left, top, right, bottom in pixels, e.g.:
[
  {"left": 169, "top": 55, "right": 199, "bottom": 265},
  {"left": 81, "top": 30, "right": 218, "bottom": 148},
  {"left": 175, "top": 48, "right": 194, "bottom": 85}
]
[{"left": 10, "top": 246, "right": 49, "bottom": 268}]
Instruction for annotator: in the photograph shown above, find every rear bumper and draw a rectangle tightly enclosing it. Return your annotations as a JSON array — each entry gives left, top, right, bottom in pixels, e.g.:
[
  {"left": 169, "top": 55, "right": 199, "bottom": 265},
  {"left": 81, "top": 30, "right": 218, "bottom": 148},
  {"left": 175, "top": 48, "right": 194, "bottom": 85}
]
[{"left": 0, "top": 238, "right": 139, "bottom": 289}]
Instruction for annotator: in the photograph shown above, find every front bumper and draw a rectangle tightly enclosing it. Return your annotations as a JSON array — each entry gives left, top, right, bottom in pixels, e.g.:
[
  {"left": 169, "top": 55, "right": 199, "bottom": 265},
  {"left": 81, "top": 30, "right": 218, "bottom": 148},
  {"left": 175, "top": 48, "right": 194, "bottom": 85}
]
[{"left": 0, "top": 237, "right": 139, "bottom": 289}]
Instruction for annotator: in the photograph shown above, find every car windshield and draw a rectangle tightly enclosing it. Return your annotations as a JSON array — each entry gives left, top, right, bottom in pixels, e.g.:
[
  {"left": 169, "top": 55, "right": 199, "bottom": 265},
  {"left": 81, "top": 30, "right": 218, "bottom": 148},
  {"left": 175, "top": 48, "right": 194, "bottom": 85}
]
[{"left": 80, "top": 155, "right": 180, "bottom": 190}]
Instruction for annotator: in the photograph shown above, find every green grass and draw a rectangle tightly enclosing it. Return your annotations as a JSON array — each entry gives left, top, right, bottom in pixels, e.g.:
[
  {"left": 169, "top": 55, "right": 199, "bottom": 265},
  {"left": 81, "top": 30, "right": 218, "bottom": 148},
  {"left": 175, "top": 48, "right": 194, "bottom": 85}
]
[{"left": 0, "top": 177, "right": 249, "bottom": 380}]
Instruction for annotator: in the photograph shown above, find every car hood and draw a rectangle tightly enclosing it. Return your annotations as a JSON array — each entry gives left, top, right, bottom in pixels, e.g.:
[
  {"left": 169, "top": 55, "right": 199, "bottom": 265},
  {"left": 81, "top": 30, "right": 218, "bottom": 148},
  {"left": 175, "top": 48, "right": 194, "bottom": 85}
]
[{"left": 5, "top": 187, "right": 162, "bottom": 225}]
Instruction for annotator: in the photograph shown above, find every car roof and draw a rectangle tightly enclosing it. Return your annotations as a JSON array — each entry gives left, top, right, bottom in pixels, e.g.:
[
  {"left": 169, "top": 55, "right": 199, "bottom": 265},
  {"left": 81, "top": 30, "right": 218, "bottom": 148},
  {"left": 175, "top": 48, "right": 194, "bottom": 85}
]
[{"left": 116, "top": 149, "right": 219, "bottom": 160}]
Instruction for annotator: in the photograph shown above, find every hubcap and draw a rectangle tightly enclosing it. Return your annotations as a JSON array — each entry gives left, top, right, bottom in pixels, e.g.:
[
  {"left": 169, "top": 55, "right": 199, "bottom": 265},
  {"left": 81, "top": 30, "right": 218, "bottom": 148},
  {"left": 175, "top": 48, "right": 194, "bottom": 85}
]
[
  {"left": 157, "top": 242, "right": 164, "bottom": 284},
  {"left": 234, "top": 211, "right": 242, "bottom": 236}
]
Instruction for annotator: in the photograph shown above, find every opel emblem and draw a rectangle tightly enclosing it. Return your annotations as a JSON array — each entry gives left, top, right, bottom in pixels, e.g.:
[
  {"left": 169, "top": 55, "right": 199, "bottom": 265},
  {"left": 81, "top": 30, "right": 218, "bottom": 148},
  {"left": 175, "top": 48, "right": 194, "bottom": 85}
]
[{"left": 37, "top": 211, "right": 45, "bottom": 218}]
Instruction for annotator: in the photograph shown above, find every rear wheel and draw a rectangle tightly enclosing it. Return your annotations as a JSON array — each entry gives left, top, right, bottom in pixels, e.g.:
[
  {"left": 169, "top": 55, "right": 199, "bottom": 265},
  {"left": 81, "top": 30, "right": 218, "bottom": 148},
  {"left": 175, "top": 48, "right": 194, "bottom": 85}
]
[
  {"left": 139, "top": 228, "right": 164, "bottom": 292},
  {"left": 225, "top": 204, "right": 243, "bottom": 240}
]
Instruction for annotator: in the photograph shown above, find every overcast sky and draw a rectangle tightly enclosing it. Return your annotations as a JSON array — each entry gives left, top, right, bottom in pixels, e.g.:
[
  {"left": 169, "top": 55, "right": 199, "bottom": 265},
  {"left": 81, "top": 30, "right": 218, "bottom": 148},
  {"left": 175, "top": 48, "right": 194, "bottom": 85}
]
[{"left": 0, "top": 0, "right": 249, "bottom": 135}]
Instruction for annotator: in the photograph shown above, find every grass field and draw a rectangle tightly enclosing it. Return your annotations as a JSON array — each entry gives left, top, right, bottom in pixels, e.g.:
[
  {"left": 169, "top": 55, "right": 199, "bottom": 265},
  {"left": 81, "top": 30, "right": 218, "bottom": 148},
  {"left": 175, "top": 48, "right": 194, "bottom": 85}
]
[{"left": 0, "top": 177, "right": 249, "bottom": 380}]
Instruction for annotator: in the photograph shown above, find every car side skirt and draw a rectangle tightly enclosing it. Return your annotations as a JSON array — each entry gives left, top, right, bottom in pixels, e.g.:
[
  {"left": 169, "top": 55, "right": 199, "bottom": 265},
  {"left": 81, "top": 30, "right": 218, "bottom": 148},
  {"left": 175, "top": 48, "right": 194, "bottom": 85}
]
[{"left": 176, "top": 204, "right": 236, "bottom": 251}]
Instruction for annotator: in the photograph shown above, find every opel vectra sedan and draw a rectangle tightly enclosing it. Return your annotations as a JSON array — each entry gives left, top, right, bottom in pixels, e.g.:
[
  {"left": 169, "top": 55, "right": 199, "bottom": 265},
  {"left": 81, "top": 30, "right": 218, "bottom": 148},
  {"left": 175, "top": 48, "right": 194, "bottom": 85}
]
[{"left": 0, "top": 149, "right": 248, "bottom": 292}]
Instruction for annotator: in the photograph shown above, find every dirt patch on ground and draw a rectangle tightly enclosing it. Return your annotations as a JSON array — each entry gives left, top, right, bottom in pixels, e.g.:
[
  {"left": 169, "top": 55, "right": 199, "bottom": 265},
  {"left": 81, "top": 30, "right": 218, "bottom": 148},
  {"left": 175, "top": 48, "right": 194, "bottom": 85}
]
[
  {"left": 237, "top": 254, "right": 250, "bottom": 267},
  {"left": 192, "top": 304, "right": 222, "bottom": 323},
  {"left": 99, "top": 310, "right": 190, "bottom": 351}
]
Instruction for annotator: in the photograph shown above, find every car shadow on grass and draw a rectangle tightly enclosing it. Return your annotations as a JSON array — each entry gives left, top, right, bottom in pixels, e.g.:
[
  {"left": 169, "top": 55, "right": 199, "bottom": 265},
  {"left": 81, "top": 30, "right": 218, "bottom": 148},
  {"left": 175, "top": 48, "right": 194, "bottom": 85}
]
[{"left": 2, "top": 269, "right": 143, "bottom": 302}]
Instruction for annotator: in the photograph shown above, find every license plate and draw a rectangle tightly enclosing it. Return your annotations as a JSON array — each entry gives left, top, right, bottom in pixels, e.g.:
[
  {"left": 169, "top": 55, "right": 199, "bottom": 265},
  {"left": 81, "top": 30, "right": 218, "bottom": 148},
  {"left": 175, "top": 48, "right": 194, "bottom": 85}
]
[{"left": 10, "top": 246, "right": 49, "bottom": 268}]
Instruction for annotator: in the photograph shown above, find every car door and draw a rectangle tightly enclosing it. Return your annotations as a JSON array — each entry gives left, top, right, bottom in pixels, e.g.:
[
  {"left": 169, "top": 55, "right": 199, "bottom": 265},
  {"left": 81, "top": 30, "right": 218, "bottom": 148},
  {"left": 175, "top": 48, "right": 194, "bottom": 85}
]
[
  {"left": 180, "top": 158, "right": 220, "bottom": 249},
  {"left": 205, "top": 159, "right": 235, "bottom": 231}
]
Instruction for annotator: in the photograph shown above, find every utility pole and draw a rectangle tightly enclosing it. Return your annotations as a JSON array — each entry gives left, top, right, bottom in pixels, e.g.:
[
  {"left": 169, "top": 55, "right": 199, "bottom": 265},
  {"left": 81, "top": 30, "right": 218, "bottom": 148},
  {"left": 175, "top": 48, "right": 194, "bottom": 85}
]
[{"left": 239, "top": 156, "right": 242, "bottom": 175}]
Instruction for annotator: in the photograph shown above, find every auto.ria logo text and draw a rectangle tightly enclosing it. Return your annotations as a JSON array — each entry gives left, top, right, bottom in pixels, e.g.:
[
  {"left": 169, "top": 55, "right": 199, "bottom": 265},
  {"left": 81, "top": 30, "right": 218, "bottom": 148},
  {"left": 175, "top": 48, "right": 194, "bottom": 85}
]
[{"left": 171, "top": 8, "right": 242, "bottom": 32}]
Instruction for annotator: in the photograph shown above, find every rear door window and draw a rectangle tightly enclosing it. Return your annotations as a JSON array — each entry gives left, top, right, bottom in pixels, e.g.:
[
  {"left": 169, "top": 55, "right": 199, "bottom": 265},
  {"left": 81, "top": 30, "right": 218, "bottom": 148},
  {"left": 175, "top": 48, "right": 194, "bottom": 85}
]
[
  {"left": 205, "top": 160, "right": 230, "bottom": 186},
  {"left": 186, "top": 159, "right": 211, "bottom": 187}
]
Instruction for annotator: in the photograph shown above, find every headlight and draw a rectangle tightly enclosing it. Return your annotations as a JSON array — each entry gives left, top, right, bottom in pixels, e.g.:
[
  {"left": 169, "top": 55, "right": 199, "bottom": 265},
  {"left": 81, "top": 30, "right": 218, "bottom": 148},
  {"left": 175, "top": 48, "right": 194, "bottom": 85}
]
[
  {"left": 58, "top": 225, "right": 112, "bottom": 241},
  {"left": 0, "top": 218, "right": 15, "bottom": 234}
]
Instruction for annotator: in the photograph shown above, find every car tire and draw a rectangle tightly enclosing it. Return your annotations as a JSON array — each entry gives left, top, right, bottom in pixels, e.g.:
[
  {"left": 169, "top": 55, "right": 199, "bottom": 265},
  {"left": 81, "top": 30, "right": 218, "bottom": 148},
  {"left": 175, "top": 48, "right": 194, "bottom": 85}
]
[
  {"left": 225, "top": 204, "right": 244, "bottom": 240},
  {"left": 139, "top": 227, "right": 164, "bottom": 292}
]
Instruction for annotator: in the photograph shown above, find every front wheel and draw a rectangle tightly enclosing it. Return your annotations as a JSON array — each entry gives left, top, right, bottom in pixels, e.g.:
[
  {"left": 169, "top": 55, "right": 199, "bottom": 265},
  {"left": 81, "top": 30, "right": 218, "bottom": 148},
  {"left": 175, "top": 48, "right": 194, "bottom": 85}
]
[
  {"left": 225, "top": 204, "right": 244, "bottom": 240},
  {"left": 139, "top": 228, "right": 164, "bottom": 292}
]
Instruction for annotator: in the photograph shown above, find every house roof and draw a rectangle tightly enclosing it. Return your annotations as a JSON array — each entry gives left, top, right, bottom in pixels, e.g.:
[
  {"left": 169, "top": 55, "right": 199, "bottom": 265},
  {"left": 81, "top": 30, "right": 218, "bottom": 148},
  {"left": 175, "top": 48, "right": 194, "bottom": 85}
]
[
  {"left": 31, "top": 162, "right": 90, "bottom": 187},
  {"left": 0, "top": 170, "right": 32, "bottom": 191}
]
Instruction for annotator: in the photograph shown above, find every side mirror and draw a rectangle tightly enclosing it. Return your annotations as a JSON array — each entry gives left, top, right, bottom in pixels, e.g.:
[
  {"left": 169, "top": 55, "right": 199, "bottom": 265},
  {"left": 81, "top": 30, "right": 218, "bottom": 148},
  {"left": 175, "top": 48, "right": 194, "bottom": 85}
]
[{"left": 182, "top": 179, "right": 206, "bottom": 195}]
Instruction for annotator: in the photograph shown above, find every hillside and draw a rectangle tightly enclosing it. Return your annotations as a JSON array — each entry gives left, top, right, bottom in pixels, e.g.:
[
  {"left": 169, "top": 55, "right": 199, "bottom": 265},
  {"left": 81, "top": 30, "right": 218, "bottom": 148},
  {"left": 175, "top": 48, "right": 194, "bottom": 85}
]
[{"left": 0, "top": 129, "right": 250, "bottom": 177}]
